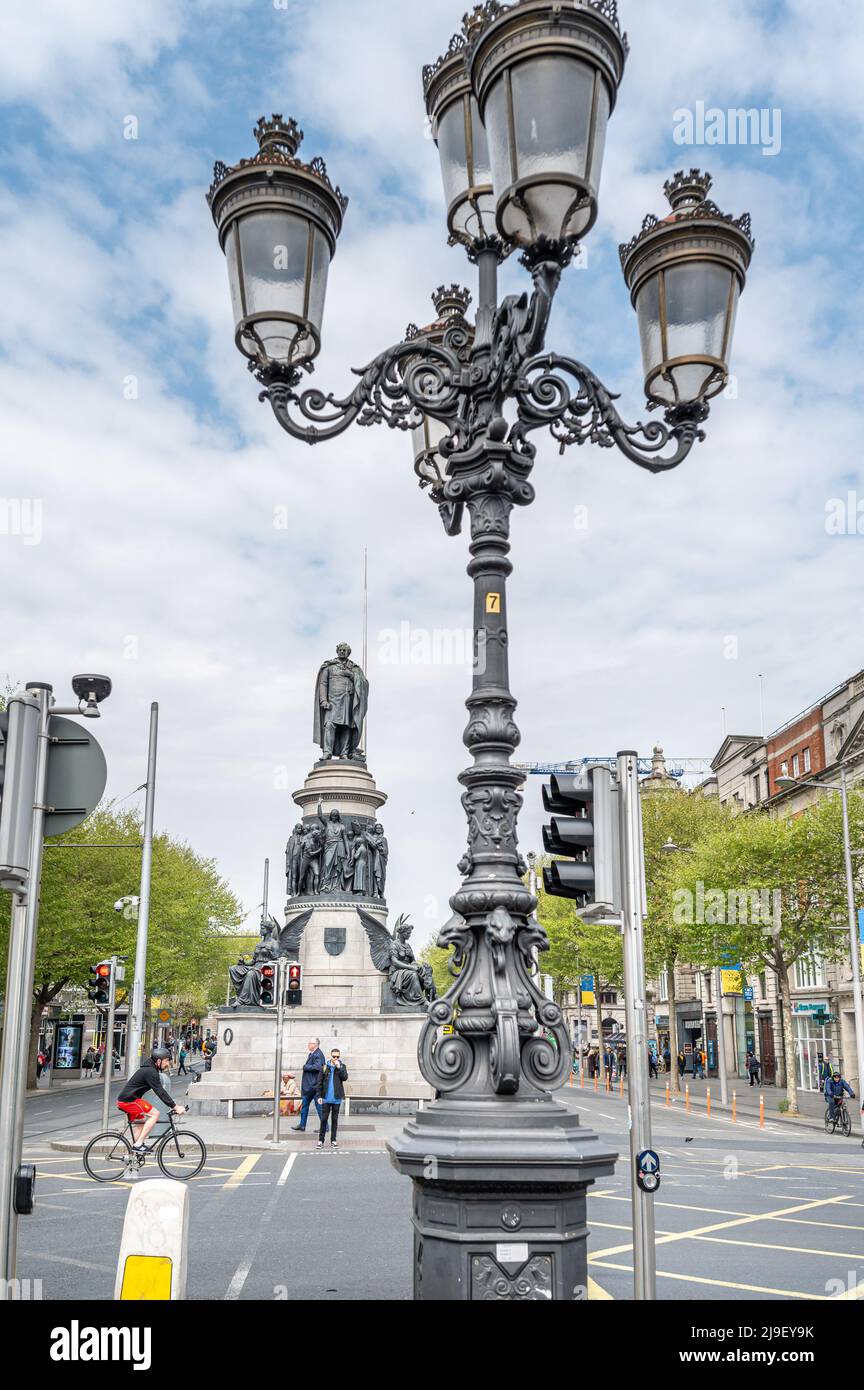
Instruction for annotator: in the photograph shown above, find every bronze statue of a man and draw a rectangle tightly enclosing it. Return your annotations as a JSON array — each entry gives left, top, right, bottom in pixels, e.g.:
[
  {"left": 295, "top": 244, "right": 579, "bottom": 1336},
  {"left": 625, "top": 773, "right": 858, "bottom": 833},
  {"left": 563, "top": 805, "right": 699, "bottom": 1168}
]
[{"left": 313, "top": 642, "right": 369, "bottom": 761}]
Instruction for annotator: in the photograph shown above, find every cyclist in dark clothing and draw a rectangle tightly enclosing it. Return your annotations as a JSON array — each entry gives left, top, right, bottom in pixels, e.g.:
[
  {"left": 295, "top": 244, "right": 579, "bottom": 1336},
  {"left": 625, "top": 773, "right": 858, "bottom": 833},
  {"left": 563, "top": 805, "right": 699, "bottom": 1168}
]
[
  {"left": 824, "top": 1070, "right": 855, "bottom": 1123},
  {"left": 117, "top": 1046, "right": 185, "bottom": 1153}
]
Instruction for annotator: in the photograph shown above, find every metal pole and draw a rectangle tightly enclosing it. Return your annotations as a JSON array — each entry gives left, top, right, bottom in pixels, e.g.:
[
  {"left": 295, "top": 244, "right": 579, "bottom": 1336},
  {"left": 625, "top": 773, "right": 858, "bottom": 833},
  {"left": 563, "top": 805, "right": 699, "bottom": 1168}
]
[
  {"left": 714, "top": 964, "right": 730, "bottom": 1106},
  {"left": 0, "top": 896, "right": 29, "bottom": 1286},
  {"left": 841, "top": 767, "right": 864, "bottom": 1104},
  {"left": 2, "top": 683, "right": 51, "bottom": 1287},
  {"left": 271, "top": 958, "right": 285, "bottom": 1145},
  {"left": 127, "top": 703, "right": 158, "bottom": 1079},
  {"left": 617, "top": 751, "right": 656, "bottom": 1301},
  {"left": 101, "top": 957, "right": 118, "bottom": 1132},
  {"left": 262, "top": 857, "right": 269, "bottom": 924}
]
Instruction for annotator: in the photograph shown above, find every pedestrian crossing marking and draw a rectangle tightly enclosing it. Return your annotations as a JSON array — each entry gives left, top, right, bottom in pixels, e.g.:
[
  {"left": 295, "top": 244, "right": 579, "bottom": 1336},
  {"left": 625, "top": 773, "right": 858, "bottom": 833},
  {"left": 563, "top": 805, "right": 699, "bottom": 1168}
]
[
  {"left": 589, "top": 1260, "right": 826, "bottom": 1301},
  {"left": 587, "top": 1276, "right": 613, "bottom": 1300}
]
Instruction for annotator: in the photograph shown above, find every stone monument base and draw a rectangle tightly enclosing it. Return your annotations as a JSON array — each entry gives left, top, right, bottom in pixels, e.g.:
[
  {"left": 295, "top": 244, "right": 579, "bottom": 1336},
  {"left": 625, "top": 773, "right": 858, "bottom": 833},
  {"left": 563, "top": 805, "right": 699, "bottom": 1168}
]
[{"left": 189, "top": 1007, "right": 434, "bottom": 1113}]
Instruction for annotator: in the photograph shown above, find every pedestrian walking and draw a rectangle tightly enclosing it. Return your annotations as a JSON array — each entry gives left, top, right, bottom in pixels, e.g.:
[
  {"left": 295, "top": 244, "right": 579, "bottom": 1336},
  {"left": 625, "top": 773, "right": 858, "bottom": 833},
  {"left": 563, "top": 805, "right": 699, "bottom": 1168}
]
[
  {"left": 648, "top": 1046, "right": 658, "bottom": 1079},
  {"left": 82, "top": 1046, "right": 97, "bottom": 1077},
  {"left": 747, "top": 1049, "right": 761, "bottom": 1087},
  {"left": 316, "top": 1048, "right": 348, "bottom": 1148},
  {"left": 178, "top": 1044, "right": 189, "bottom": 1075},
  {"left": 292, "top": 1038, "right": 325, "bottom": 1132},
  {"left": 818, "top": 1057, "right": 832, "bottom": 1092},
  {"left": 617, "top": 1048, "right": 627, "bottom": 1079},
  {"left": 677, "top": 1049, "right": 686, "bottom": 1077},
  {"left": 692, "top": 1049, "right": 704, "bottom": 1080},
  {"left": 36, "top": 1050, "right": 46, "bottom": 1081},
  {"left": 662, "top": 1045, "right": 671, "bottom": 1074}
]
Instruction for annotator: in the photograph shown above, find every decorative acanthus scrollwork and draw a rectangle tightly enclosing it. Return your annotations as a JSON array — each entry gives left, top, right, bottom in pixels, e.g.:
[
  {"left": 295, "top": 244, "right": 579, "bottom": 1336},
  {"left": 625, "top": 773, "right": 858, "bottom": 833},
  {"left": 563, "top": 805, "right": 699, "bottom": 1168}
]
[
  {"left": 510, "top": 353, "right": 708, "bottom": 472},
  {"left": 462, "top": 786, "right": 522, "bottom": 853},
  {"left": 419, "top": 903, "right": 571, "bottom": 1097},
  {"left": 258, "top": 336, "right": 464, "bottom": 445}
]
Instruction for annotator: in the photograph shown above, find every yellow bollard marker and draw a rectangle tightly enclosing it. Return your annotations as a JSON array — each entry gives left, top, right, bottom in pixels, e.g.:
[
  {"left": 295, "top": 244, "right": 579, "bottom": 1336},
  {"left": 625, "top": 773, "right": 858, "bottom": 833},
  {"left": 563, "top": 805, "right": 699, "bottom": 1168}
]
[
  {"left": 665, "top": 1081, "right": 670, "bottom": 1107},
  {"left": 115, "top": 1179, "right": 188, "bottom": 1301},
  {"left": 732, "top": 1090, "right": 737, "bottom": 1123},
  {"left": 685, "top": 1084, "right": 690, "bottom": 1113},
  {"left": 759, "top": 1092, "right": 765, "bottom": 1128},
  {"left": 706, "top": 1086, "right": 711, "bottom": 1118}
]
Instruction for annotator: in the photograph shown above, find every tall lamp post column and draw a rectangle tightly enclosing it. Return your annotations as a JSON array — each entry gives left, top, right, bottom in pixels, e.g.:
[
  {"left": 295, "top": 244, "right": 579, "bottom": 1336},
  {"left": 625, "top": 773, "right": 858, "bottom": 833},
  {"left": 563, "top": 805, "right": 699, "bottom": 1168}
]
[{"left": 207, "top": 0, "right": 754, "bottom": 1301}]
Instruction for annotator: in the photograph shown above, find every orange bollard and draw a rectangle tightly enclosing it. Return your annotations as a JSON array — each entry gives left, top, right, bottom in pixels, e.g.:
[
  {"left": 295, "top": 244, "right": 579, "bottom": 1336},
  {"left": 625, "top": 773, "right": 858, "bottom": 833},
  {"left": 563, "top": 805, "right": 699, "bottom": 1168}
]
[
  {"left": 759, "top": 1092, "right": 765, "bottom": 1128},
  {"left": 570, "top": 1070, "right": 574, "bottom": 1087},
  {"left": 732, "top": 1090, "right": 737, "bottom": 1123},
  {"left": 665, "top": 1081, "right": 670, "bottom": 1107},
  {"left": 619, "top": 1075, "right": 624, "bottom": 1096},
  {"left": 594, "top": 1072, "right": 599, "bottom": 1092},
  {"left": 706, "top": 1086, "right": 711, "bottom": 1118},
  {"left": 606, "top": 1072, "right": 611, "bottom": 1093},
  {"left": 685, "top": 1084, "right": 690, "bottom": 1113},
  {"left": 580, "top": 1066, "right": 584, "bottom": 1089}
]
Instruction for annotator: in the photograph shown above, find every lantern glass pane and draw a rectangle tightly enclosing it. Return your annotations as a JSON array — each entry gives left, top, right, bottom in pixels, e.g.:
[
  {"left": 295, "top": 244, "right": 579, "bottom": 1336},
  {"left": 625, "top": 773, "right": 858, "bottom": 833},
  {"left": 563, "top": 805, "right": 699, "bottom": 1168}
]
[
  {"left": 636, "top": 274, "right": 663, "bottom": 381},
  {"left": 306, "top": 226, "right": 331, "bottom": 337},
  {"left": 238, "top": 209, "right": 313, "bottom": 363},
  {"left": 225, "top": 224, "right": 244, "bottom": 326},
  {"left": 511, "top": 55, "right": 594, "bottom": 184},
  {"left": 438, "top": 99, "right": 470, "bottom": 212},
  {"left": 484, "top": 75, "right": 513, "bottom": 207},
  {"left": 664, "top": 262, "right": 736, "bottom": 363}
]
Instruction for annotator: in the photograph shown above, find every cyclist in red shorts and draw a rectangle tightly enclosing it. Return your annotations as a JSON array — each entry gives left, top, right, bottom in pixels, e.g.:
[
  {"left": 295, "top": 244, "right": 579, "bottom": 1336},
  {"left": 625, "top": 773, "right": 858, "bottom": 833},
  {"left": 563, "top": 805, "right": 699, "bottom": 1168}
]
[{"left": 116, "top": 1045, "right": 186, "bottom": 1152}]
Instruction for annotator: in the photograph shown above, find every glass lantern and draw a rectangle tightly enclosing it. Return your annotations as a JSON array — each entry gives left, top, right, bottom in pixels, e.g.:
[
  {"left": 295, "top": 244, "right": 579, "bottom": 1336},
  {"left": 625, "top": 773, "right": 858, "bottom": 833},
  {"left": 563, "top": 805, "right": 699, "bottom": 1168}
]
[
  {"left": 469, "top": 0, "right": 628, "bottom": 249},
  {"left": 620, "top": 171, "right": 754, "bottom": 409},
  {"left": 207, "top": 115, "right": 348, "bottom": 372},
  {"left": 424, "top": 42, "right": 497, "bottom": 251}
]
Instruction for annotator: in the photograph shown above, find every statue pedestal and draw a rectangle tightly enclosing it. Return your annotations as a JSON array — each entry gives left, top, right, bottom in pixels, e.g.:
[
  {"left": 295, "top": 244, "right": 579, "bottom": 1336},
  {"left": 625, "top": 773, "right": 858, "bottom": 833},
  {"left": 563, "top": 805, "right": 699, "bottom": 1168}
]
[
  {"left": 193, "top": 752, "right": 434, "bottom": 1111},
  {"left": 190, "top": 1007, "right": 434, "bottom": 1109}
]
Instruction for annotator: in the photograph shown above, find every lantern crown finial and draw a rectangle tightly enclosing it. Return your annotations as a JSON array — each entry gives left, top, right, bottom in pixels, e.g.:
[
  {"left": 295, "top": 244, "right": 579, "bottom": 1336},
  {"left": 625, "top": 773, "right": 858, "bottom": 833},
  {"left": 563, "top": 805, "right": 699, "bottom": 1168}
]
[
  {"left": 664, "top": 168, "right": 713, "bottom": 212},
  {"left": 432, "top": 284, "right": 472, "bottom": 320},
  {"left": 254, "top": 113, "right": 303, "bottom": 159}
]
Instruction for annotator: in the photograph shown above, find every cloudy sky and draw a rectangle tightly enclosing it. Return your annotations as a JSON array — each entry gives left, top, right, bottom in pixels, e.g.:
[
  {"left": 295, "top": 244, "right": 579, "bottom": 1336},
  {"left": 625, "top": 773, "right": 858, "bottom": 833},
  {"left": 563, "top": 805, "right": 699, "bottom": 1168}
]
[{"left": 1, "top": 0, "right": 861, "bottom": 941}]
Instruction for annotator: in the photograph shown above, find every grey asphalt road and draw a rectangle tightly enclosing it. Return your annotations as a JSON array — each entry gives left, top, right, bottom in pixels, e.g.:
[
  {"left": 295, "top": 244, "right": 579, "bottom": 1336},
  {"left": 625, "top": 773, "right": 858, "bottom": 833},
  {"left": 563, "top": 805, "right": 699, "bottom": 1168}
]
[{"left": 16, "top": 1079, "right": 864, "bottom": 1301}]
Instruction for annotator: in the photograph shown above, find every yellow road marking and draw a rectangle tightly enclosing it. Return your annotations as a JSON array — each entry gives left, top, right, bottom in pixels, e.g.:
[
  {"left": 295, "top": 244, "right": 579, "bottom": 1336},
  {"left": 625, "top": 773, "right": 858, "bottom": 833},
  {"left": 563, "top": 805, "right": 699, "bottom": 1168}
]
[
  {"left": 588, "top": 1276, "right": 614, "bottom": 1301},
  {"left": 589, "top": 1195, "right": 853, "bottom": 1260},
  {"left": 832, "top": 1279, "right": 864, "bottom": 1300},
  {"left": 222, "top": 1154, "right": 261, "bottom": 1189},
  {"left": 589, "top": 1261, "right": 827, "bottom": 1301}
]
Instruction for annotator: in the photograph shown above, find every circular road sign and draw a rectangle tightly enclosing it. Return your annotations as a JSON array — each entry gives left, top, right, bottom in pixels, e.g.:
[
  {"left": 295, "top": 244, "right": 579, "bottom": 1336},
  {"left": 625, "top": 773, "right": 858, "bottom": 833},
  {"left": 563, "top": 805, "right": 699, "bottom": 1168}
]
[{"left": 44, "top": 715, "right": 108, "bottom": 838}]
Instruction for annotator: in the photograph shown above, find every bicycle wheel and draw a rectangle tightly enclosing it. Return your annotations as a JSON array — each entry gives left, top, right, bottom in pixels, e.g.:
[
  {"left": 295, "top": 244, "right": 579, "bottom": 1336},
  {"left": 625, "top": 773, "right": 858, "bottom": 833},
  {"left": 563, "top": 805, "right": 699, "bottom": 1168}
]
[
  {"left": 157, "top": 1128, "right": 207, "bottom": 1180},
  {"left": 84, "top": 1130, "right": 135, "bottom": 1183},
  {"left": 841, "top": 1107, "right": 852, "bottom": 1137}
]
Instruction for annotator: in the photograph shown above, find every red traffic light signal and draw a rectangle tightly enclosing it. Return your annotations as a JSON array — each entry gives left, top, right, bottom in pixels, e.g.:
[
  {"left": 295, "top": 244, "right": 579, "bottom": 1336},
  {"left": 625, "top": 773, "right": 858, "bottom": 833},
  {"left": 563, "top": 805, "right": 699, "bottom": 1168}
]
[
  {"left": 87, "top": 960, "right": 112, "bottom": 1005},
  {"left": 260, "top": 963, "right": 275, "bottom": 1006},
  {"left": 287, "top": 963, "right": 302, "bottom": 1006}
]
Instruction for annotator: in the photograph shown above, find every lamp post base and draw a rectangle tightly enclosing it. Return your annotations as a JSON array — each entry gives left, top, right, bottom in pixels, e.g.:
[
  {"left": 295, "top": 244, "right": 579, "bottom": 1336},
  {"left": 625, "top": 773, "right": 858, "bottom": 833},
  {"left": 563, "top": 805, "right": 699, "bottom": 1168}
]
[{"left": 387, "top": 1096, "right": 617, "bottom": 1300}]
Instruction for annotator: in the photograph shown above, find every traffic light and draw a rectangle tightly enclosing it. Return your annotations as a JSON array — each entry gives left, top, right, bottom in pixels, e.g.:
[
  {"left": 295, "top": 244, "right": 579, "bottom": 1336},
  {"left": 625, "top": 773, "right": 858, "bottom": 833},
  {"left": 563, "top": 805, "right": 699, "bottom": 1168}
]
[
  {"left": 286, "top": 962, "right": 302, "bottom": 1007},
  {"left": 87, "top": 961, "right": 112, "bottom": 1005},
  {"left": 541, "top": 766, "right": 621, "bottom": 910},
  {"left": 0, "top": 693, "right": 40, "bottom": 892},
  {"left": 260, "top": 963, "right": 276, "bottom": 1007}
]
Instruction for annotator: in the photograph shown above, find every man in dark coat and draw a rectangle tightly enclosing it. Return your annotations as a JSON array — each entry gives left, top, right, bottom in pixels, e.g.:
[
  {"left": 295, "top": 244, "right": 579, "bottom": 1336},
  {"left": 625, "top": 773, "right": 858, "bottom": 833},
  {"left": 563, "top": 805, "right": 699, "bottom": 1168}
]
[
  {"left": 292, "top": 1038, "right": 325, "bottom": 1132},
  {"left": 316, "top": 1048, "right": 349, "bottom": 1148}
]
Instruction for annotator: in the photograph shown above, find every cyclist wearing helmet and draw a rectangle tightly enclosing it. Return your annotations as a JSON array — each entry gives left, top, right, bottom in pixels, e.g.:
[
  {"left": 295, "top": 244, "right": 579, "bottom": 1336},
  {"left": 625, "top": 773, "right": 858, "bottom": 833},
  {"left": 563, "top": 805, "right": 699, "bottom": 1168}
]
[
  {"left": 116, "top": 1046, "right": 186, "bottom": 1153},
  {"left": 824, "top": 1069, "right": 855, "bottom": 1124}
]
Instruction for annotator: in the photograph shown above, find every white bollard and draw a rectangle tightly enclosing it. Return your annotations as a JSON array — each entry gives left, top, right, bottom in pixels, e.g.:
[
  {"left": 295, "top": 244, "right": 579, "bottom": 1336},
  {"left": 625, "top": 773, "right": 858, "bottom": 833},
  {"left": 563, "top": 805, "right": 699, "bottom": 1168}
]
[{"left": 114, "top": 1179, "right": 189, "bottom": 1301}]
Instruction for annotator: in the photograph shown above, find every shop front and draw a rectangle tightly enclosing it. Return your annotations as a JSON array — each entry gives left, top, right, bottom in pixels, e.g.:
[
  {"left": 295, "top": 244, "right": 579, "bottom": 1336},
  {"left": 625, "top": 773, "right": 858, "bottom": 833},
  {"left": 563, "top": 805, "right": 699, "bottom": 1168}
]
[{"left": 793, "top": 1002, "right": 830, "bottom": 1092}]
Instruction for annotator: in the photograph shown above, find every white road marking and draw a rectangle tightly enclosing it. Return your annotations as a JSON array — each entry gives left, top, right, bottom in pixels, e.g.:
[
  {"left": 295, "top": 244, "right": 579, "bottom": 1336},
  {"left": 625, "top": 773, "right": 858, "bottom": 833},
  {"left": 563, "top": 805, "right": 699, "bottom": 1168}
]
[
  {"left": 278, "top": 1154, "right": 297, "bottom": 1186},
  {"left": 225, "top": 1258, "right": 252, "bottom": 1301}
]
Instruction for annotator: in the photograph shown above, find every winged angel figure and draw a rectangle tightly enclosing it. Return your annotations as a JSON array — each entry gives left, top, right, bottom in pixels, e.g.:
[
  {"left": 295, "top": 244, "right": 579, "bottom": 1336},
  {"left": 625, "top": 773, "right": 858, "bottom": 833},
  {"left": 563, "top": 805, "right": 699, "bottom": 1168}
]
[{"left": 357, "top": 910, "right": 437, "bottom": 1008}]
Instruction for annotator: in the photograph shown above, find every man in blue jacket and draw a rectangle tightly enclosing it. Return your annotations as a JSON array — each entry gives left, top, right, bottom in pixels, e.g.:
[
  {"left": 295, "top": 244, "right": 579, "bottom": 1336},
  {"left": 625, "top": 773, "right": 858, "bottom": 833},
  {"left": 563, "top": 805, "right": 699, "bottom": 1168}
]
[
  {"left": 316, "top": 1049, "right": 349, "bottom": 1148},
  {"left": 825, "top": 1069, "right": 855, "bottom": 1123},
  {"left": 292, "top": 1038, "right": 325, "bottom": 1133}
]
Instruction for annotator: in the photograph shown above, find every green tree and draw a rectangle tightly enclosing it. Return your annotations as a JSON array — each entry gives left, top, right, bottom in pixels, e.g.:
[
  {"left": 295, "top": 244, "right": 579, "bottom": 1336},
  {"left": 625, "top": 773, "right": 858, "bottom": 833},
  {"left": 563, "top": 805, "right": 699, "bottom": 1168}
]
[
  {"left": 641, "top": 788, "right": 733, "bottom": 1090},
  {"left": 0, "top": 807, "right": 244, "bottom": 1085},
  {"left": 666, "top": 791, "right": 863, "bottom": 1113}
]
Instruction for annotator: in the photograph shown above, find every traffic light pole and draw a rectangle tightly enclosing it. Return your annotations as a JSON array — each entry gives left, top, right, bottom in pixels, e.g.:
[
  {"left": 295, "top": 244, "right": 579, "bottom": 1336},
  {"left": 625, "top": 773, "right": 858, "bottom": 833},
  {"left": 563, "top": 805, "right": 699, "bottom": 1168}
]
[
  {"left": 0, "top": 683, "right": 51, "bottom": 1289},
  {"left": 127, "top": 702, "right": 158, "bottom": 1079},
  {"left": 271, "top": 957, "right": 285, "bottom": 1145},
  {"left": 617, "top": 751, "right": 657, "bottom": 1301},
  {"left": 101, "top": 957, "right": 119, "bottom": 1133}
]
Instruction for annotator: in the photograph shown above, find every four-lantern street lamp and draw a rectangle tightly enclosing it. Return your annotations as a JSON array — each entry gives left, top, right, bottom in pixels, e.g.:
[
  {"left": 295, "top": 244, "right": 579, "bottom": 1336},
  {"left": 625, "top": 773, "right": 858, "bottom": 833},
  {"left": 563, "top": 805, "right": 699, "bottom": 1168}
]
[{"left": 207, "top": 0, "right": 754, "bottom": 1302}]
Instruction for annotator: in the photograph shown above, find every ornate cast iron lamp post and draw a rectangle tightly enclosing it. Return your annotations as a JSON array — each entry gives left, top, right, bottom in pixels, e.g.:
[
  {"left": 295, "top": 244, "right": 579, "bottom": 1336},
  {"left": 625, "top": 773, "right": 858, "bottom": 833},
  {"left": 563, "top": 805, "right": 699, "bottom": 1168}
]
[{"left": 208, "top": 0, "right": 753, "bottom": 1302}]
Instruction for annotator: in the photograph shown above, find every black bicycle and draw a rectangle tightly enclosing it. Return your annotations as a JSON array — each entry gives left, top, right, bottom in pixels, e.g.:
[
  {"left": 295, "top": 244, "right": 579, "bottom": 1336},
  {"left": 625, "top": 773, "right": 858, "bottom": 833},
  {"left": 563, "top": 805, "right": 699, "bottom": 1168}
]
[
  {"left": 825, "top": 1098, "right": 853, "bottom": 1138},
  {"left": 83, "top": 1109, "right": 208, "bottom": 1182}
]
